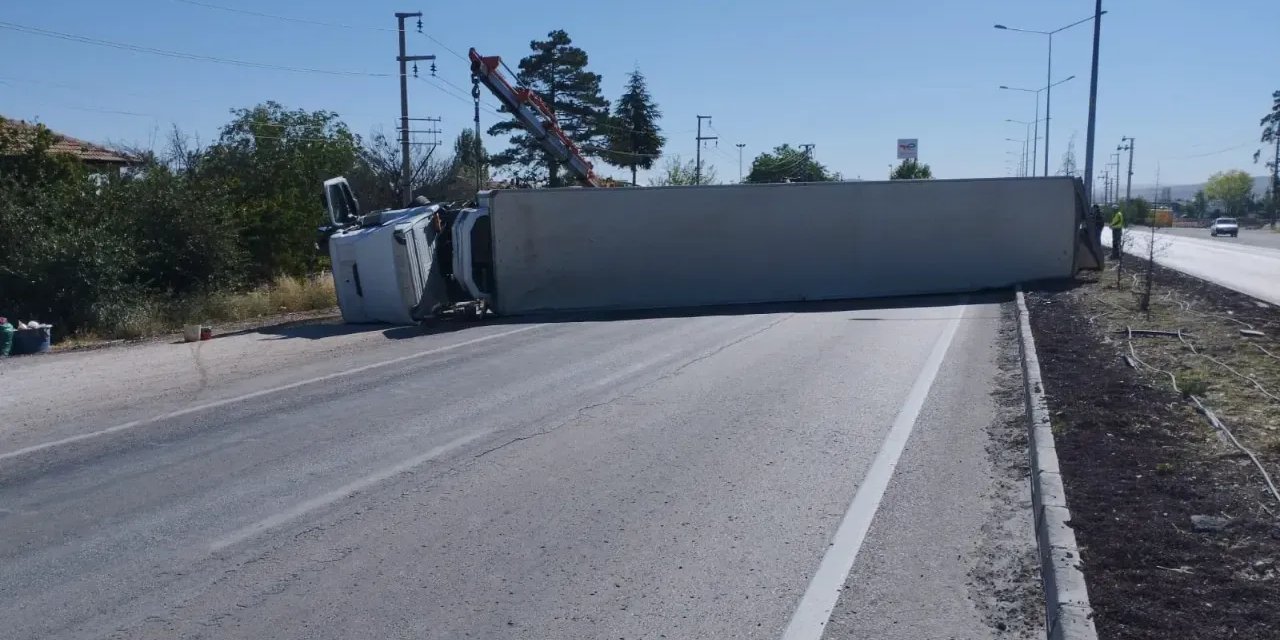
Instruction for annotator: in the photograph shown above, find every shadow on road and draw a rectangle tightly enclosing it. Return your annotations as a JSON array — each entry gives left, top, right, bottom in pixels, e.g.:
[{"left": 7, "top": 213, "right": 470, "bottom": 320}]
[
  {"left": 252, "top": 320, "right": 470, "bottom": 341},
  {"left": 243, "top": 288, "right": 1023, "bottom": 341},
  {"left": 485, "top": 288, "right": 1016, "bottom": 324}
]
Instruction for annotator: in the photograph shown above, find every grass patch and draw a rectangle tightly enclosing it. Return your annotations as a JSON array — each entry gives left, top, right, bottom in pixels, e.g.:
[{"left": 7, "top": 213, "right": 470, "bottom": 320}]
[
  {"left": 76, "top": 273, "right": 336, "bottom": 342},
  {"left": 1074, "top": 257, "right": 1280, "bottom": 467}
]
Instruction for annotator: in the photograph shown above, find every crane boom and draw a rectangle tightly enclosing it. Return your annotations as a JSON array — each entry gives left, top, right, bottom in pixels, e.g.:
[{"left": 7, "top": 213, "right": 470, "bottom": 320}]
[{"left": 469, "top": 48, "right": 599, "bottom": 187}]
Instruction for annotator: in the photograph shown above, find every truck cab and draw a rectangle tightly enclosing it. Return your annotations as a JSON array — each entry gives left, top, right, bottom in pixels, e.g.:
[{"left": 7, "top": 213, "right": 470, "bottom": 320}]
[{"left": 319, "top": 178, "right": 490, "bottom": 324}]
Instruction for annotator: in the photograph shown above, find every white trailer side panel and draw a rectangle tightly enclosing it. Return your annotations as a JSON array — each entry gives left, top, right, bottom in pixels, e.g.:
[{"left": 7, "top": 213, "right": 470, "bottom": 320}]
[{"left": 488, "top": 177, "right": 1079, "bottom": 315}]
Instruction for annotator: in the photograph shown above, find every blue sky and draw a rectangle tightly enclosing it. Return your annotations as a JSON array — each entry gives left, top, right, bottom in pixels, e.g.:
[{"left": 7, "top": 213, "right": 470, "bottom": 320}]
[{"left": 1, "top": 0, "right": 1274, "bottom": 187}]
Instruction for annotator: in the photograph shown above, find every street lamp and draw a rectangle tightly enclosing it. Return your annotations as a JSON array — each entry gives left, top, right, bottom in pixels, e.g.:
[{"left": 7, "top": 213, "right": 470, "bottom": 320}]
[
  {"left": 995, "top": 11, "right": 1105, "bottom": 176},
  {"left": 1006, "top": 138, "right": 1028, "bottom": 176},
  {"left": 999, "top": 76, "right": 1074, "bottom": 176},
  {"left": 1006, "top": 118, "right": 1040, "bottom": 178}
]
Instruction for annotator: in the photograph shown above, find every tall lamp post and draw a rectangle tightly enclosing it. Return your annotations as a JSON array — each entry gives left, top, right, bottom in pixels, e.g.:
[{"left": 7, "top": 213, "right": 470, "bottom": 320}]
[
  {"left": 1006, "top": 138, "right": 1028, "bottom": 176},
  {"left": 995, "top": 12, "right": 1105, "bottom": 177},
  {"left": 1007, "top": 118, "right": 1039, "bottom": 177},
  {"left": 1000, "top": 76, "right": 1075, "bottom": 176}
]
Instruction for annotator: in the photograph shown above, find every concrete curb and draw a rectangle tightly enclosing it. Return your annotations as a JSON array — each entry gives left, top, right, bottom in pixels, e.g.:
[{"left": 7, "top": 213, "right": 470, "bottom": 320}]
[{"left": 1015, "top": 289, "right": 1099, "bottom": 640}]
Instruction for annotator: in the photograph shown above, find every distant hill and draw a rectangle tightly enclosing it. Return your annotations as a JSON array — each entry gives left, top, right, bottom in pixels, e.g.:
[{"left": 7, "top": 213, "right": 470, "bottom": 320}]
[{"left": 1128, "top": 176, "right": 1271, "bottom": 201}]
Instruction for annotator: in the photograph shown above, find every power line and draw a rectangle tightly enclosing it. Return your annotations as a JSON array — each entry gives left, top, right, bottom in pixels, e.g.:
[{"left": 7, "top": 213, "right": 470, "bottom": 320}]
[
  {"left": 171, "top": 0, "right": 471, "bottom": 63},
  {"left": 1174, "top": 143, "right": 1253, "bottom": 160},
  {"left": 0, "top": 20, "right": 390, "bottom": 77},
  {"left": 418, "top": 31, "right": 468, "bottom": 62},
  {"left": 417, "top": 75, "right": 500, "bottom": 116},
  {"left": 170, "top": 0, "right": 394, "bottom": 31}
]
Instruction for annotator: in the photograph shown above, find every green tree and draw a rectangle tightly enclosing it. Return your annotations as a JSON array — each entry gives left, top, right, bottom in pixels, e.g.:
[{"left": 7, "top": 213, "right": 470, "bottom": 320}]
[
  {"left": 1254, "top": 89, "right": 1280, "bottom": 224},
  {"left": 0, "top": 122, "right": 138, "bottom": 335},
  {"left": 202, "top": 101, "right": 361, "bottom": 281},
  {"left": 440, "top": 128, "right": 490, "bottom": 203},
  {"left": 600, "top": 69, "right": 664, "bottom": 186},
  {"left": 1187, "top": 189, "right": 1210, "bottom": 219},
  {"left": 487, "top": 30, "right": 610, "bottom": 187},
  {"left": 100, "top": 162, "right": 245, "bottom": 296},
  {"left": 745, "top": 144, "right": 836, "bottom": 183},
  {"left": 1203, "top": 169, "right": 1255, "bottom": 216},
  {"left": 890, "top": 158, "right": 934, "bottom": 180},
  {"left": 648, "top": 155, "right": 714, "bottom": 186},
  {"left": 1122, "top": 196, "right": 1152, "bottom": 225}
]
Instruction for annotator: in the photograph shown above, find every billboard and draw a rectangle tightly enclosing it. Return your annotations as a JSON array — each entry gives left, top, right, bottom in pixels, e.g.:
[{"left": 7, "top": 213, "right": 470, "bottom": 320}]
[{"left": 897, "top": 139, "right": 918, "bottom": 160}]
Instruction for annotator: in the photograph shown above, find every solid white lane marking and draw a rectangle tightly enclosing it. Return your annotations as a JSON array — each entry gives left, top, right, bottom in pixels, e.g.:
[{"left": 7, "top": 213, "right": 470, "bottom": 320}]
[
  {"left": 209, "top": 430, "right": 491, "bottom": 552},
  {"left": 0, "top": 325, "right": 543, "bottom": 462},
  {"left": 781, "top": 304, "right": 968, "bottom": 640}
]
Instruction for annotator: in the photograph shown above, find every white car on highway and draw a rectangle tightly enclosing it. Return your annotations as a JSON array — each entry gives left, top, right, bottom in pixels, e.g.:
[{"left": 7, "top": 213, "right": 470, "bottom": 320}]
[{"left": 1209, "top": 217, "right": 1239, "bottom": 237}]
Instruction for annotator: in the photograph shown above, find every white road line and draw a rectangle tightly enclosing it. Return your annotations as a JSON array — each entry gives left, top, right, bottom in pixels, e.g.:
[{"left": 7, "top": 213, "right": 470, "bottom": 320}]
[
  {"left": 0, "top": 325, "right": 544, "bottom": 462},
  {"left": 209, "top": 430, "right": 492, "bottom": 553},
  {"left": 781, "top": 304, "right": 967, "bottom": 640}
]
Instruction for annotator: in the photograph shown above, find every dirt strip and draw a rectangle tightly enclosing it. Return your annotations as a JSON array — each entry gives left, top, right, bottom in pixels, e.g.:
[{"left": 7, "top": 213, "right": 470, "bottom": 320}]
[{"left": 1026, "top": 258, "right": 1280, "bottom": 639}]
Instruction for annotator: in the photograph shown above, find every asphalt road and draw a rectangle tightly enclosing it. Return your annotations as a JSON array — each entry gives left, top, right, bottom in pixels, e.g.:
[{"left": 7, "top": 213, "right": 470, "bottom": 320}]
[
  {"left": 0, "top": 296, "right": 1037, "bottom": 640},
  {"left": 1160, "top": 226, "right": 1280, "bottom": 250},
  {"left": 1104, "top": 226, "right": 1280, "bottom": 305}
]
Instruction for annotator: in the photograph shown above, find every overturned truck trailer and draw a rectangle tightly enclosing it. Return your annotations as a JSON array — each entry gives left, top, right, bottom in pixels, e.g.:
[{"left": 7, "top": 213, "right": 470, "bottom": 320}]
[
  {"left": 323, "top": 176, "right": 1101, "bottom": 324},
  {"left": 474, "top": 176, "right": 1099, "bottom": 315}
]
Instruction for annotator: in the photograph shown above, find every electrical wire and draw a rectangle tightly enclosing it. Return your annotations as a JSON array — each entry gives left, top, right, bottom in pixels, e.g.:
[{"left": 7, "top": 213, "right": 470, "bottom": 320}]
[
  {"left": 172, "top": 0, "right": 471, "bottom": 63},
  {"left": 170, "top": 0, "right": 394, "bottom": 32},
  {"left": 1175, "top": 143, "right": 1253, "bottom": 160},
  {"left": 0, "top": 20, "right": 390, "bottom": 77}
]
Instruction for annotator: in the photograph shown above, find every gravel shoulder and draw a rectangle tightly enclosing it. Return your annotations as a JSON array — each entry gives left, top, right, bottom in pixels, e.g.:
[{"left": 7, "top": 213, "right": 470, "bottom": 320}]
[
  {"left": 0, "top": 310, "right": 497, "bottom": 453},
  {"left": 1026, "top": 259, "right": 1280, "bottom": 639}
]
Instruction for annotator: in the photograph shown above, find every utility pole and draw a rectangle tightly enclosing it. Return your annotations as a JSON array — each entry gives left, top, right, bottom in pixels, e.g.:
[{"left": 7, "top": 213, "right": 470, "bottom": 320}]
[
  {"left": 396, "top": 11, "right": 435, "bottom": 207},
  {"left": 735, "top": 143, "right": 746, "bottom": 182},
  {"left": 1083, "top": 0, "right": 1103, "bottom": 204},
  {"left": 1119, "top": 136, "right": 1134, "bottom": 203},
  {"left": 695, "top": 115, "right": 717, "bottom": 185},
  {"left": 1109, "top": 152, "right": 1121, "bottom": 206},
  {"left": 799, "top": 143, "right": 815, "bottom": 157},
  {"left": 1102, "top": 170, "right": 1111, "bottom": 205}
]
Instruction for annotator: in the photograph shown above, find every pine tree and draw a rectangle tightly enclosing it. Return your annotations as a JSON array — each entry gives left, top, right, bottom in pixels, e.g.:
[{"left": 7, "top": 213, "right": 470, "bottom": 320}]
[
  {"left": 487, "top": 30, "right": 610, "bottom": 187},
  {"left": 601, "top": 69, "right": 664, "bottom": 186}
]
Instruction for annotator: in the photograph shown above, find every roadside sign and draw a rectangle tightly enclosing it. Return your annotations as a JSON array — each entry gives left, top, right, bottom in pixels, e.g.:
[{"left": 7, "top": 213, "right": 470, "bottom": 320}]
[{"left": 897, "top": 139, "right": 918, "bottom": 160}]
